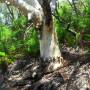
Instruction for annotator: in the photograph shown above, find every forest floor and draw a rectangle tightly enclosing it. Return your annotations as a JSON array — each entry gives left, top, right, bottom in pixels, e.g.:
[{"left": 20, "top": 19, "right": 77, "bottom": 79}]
[{"left": 0, "top": 46, "right": 90, "bottom": 90}]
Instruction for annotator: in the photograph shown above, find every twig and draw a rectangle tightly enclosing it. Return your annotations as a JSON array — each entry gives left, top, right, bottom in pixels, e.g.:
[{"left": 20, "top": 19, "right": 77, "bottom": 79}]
[{"left": 4, "top": 0, "right": 14, "bottom": 20}]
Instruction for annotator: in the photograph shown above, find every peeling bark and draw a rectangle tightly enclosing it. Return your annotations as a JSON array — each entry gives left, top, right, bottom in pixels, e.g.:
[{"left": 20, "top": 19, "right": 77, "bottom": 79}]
[{"left": 39, "top": 1, "right": 61, "bottom": 61}]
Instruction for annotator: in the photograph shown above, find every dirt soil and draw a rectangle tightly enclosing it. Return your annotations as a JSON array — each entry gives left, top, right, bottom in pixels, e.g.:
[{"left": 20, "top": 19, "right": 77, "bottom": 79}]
[{"left": 0, "top": 47, "right": 90, "bottom": 90}]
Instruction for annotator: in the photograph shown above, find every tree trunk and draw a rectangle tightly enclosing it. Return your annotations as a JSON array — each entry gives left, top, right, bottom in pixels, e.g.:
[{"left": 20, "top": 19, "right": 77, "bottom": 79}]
[
  {"left": 39, "top": 0, "right": 61, "bottom": 59},
  {"left": 40, "top": 22, "right": 61, "bottom": 60},
  {"left": 39, "top": 0, "right": 63, "bottom": 71}
]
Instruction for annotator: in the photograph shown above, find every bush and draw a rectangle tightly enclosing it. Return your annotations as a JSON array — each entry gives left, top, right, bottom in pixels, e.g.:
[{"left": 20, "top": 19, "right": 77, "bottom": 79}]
[
  {"left": 55, "top": 0, "right": 90, "bottom": 47},
  {"left": 0, "top": 15, "right": 39, "bottom": 64},
  {"left": 25, "top": 27, "right": 40, "bottom": 56}
]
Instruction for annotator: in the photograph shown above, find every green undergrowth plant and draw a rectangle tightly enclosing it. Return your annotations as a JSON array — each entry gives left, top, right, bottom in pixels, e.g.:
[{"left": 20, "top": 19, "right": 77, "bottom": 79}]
[
  {"left": 55, "top": 0, "right": 90, "bottom": 48},
  {"left": 24, "top": 27, "right": 40, "bottom": 57},
  {"left": 0, "top": 15, "right": 39, "bottom": 65},
  {"left": 0, "top": 0, "right": 90, "bottom": 66}
]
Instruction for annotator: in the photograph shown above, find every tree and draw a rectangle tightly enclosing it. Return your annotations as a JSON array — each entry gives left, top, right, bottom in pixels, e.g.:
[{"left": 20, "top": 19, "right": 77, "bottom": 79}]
[{"left": 5, "top": 0, "right": 63, "bottom": 70}]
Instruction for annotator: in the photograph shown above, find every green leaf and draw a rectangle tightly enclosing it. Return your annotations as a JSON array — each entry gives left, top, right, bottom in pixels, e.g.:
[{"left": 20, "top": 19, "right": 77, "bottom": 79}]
[{"left": 0, "top": 52, "right": 6, "bottom": 57}]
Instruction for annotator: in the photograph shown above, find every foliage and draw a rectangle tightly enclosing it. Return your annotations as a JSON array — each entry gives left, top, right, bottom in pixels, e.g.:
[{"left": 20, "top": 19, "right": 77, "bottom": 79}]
[
  {"left": 55, "top": 0, "right": 90, "bottom": 47},
  {"left": 25, "top": 27, "right": 39, "bottom": 56},
  {"left": 0, "top": 0, "right": 90, "bottom": 66},
  {"left": 0, "top": 15, "right": 39, "bottom": 65}
]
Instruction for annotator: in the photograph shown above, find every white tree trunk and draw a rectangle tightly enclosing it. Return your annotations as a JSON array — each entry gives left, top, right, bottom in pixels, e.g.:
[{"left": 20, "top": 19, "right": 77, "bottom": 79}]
[
  {"left": 39, "top": 19, "right": 63, "bottom": 71},
  {"left": 40, "top": 22, "right": 61, "bottom": 60}
]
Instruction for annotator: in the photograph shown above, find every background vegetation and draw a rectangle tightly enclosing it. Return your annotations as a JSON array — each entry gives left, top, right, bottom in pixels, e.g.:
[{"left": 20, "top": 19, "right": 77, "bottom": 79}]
[{"left": 0, "top": 0, "right": 90, "bottom": 67}]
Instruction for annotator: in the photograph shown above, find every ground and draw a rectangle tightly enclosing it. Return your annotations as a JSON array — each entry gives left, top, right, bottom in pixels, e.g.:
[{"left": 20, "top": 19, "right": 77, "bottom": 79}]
[{"left": 0, "top": 47, "right": 90, "bottom": 90}]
